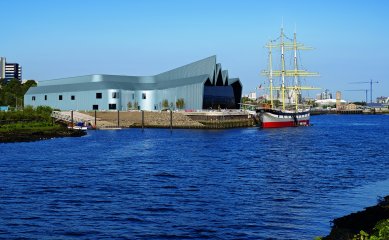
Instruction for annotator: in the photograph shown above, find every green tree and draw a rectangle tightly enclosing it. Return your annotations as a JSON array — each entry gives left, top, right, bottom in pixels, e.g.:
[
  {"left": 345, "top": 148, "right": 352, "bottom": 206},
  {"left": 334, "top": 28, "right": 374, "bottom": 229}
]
[
  {"left": 241, "top": 97, "right": 251, "bottom": 104},
  {"left": 133, "top": 101, "right": 139, "bottom": 110},
  {"left": 0, "top": 79, "right": 37, "bottom": 108},
  {"left": 21, "top": 80, "right": 37, "bottom": 94},
  {"left": 176, "top": 98, "right": 185, "bottom": 109},
  {"left": 162, "top": 99, "right": 169, "bottom": 109}
]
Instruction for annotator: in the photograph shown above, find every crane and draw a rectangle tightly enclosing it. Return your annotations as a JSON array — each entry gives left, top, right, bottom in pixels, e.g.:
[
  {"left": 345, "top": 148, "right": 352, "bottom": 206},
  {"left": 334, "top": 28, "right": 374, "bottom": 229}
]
[
  {"left": 349, "top": 79, "right": 379, "bottom": 103},
  {"left": 344, "top": 89, "right": 368, "bottom": 104}
]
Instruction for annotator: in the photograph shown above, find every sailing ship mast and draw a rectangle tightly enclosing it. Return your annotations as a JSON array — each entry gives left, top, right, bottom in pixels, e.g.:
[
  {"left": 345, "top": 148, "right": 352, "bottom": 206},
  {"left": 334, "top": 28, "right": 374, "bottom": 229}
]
[
  {"left": 262, "top": 27, "right": 319, "bottom": 111},
  {"left": 293, "top": 31, "right": 299, "bottom": 112},
  {"left": 269, "top": 41, "right": 274, "bottom": 108},
  {"left": 280, "top": 27, "right": 286, "bottom": 111}
]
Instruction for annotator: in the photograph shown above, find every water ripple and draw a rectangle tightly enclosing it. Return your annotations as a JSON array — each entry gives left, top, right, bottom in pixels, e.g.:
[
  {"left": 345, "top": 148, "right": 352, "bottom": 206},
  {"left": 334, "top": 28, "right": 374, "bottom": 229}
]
[{"left": 1, "top": 115, "right": 389, "bottom": 239}]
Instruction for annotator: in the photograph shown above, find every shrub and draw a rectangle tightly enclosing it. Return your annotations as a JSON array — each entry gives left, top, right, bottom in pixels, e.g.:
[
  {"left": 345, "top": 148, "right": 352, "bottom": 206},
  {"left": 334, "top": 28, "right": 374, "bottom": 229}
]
[
  {"left": 352, "top": 219, "right": 389, "bottom": 240},
  {"left": 162, "top": 99, "right": 169, "bottom": 109}
]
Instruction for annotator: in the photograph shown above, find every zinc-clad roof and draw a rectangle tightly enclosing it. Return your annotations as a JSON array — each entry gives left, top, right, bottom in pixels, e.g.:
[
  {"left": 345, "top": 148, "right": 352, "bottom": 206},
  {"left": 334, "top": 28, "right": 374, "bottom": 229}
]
[
  {"left": 155, "top": 56, "right": 216, "bottom": 81},
  {"left": 222, "top": 70, "right": 229, "bottom": 85},
  {"left": 27, "top": 74, "right": 210, "bottom": 94},
  {"left": 26, "top": 55, "right": 239, "bottom": 95},
  {"left": 228, "top": 78, "right": 242, "bottom": 86}
]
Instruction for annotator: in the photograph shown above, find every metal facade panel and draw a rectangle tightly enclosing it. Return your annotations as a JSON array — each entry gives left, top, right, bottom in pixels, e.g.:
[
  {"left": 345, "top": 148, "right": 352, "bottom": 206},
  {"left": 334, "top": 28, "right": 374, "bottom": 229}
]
[
  {"left": 24, "top": 89, "right": 122, "bottom": 111},
  {"left": 24, "top": 56, "right": 239, "bottom": 111},
  {"left": 222, "top": 70, "right": 229, "bottom": 85}
]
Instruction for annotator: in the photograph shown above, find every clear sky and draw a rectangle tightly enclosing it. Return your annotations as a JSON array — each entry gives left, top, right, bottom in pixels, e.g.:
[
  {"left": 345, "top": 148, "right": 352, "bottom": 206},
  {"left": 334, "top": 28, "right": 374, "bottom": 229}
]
[{"left": 1, "top": 0, "right": 388, "bottom": 101}]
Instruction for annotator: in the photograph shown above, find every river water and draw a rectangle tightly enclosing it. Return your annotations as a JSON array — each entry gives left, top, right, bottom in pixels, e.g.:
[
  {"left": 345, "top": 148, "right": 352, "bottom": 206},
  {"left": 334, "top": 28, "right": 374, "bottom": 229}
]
[{"left": 1, "top": 114, "right": 389, "bottom": 239}]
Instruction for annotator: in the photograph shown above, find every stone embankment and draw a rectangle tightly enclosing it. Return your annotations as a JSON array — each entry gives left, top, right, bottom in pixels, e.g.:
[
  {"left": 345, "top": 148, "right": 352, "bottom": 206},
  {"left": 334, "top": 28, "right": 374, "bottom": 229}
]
[
  {"left": 84, "top": 111, "right": 204, "bottom": 128},
  {"left": 82, "top": 111, "right": 254, "bottom": 129}
]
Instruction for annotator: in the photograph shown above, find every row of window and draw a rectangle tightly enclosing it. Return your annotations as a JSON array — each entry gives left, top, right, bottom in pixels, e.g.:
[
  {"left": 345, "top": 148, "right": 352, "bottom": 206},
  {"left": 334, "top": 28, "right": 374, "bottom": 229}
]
[
  {"left": 31, "top": 92, "right": 151, "bottom": 102},
  {"left": 92, "top": 104, "right": 116, "bottom": 110},
  {"left": 31, "top": 92, "right": 122, "bottom": 101},
  {"left": 96, "top": 92, "right": 120, "bottom": 99},
  {"left": 32, "top": 95, "right": 76, "bottom": 101},
  {"left": 130, "top": 93, "right": 147, "bottom": 99}
]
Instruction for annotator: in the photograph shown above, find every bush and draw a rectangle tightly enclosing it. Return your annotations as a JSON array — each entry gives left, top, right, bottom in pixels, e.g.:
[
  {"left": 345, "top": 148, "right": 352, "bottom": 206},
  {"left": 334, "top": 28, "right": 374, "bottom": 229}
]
[
  {"left": 176, "top": 98, "right": 185, "bottom": 109},
  {"left": 36, "top": 106, "right": 53, "bottom": 115},
  {"left": 353, "top": 219, "right": 389, "bottom": 240},
  {"left": 162, "top": 99, "right": 169, "bottom": 109},
  {"left": 0, "top": 106, "right": 53, "bottom": 123}
]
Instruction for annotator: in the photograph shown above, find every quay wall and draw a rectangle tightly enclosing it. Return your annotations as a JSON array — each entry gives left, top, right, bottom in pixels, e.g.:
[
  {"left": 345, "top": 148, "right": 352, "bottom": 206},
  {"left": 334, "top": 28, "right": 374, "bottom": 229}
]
[
  {"left": 311, "top": 109, "right": 389, "bottom": 115},
  {"left": 82, "top": 110, "right": 254, "bottom": 129}
]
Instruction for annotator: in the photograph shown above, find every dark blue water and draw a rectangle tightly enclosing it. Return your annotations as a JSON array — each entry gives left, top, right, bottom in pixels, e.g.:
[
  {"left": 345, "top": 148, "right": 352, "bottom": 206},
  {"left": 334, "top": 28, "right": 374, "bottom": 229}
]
[{"left": 1, "top": 114, "right": 389, "bottom": 239}]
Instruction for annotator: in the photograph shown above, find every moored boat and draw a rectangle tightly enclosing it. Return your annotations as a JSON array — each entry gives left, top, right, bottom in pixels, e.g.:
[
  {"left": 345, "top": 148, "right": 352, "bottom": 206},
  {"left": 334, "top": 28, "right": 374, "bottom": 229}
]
[
  {"left": 258, "top": 108, "right": 310, "bottom": 128},
  {"left": 258, "top": 26, "right": 319, "bottom": 128}
]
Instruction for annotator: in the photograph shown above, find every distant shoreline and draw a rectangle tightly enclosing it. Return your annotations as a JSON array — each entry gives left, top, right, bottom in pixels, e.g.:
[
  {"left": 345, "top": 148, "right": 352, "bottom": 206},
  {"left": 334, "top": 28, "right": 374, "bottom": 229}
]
[{"left": 311, "top": 109, "right": 389, "bottom": 115}]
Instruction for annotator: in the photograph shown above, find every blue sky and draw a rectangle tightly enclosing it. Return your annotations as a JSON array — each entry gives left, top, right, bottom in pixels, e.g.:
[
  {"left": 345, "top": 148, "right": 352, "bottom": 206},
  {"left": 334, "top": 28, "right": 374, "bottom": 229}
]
[{"left": 1, "top": 0, "right": 388, "bottom": 101}]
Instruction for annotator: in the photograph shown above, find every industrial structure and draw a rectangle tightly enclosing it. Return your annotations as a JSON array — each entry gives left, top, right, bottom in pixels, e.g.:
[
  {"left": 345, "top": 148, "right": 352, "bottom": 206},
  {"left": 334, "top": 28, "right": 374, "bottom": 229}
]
[
  {"left": 0, "top": 57, "right": 22, "bottom": 82},
  {"left": 24, "top": 56, "right": 242, "bottom": 111}
]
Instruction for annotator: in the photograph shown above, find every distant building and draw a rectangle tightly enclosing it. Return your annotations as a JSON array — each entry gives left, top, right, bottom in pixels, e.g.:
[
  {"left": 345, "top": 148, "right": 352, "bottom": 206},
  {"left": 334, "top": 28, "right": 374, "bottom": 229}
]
[
  {"left": 367, "top": 103, "right": 385, "bottom": 108},
  {"left": 316, "top": 89, "right": 332, "bottom": 100},
  {"left": 273, "top": 89, "right": 301, "bottom": 104},
  {"left": 345, "top": 103, "right": 357, "bottom": 110},
  {"left": 248, "top": 92, "right": 256, "bottom": 100},
  {"left": 377, "top": 96, "right": 389, "bottom": 104},
  {"left": 303, "top": 96, "right": 315, "bottom": 102},
  {"left": 0, "top": 57, "right": 22, "bottom": 82},
  {"left": 0, "top": 57, "right": 5, "bottom": 79},
  {"left": 336, "top": 91, "right": 343, "bottom": 110},
  {"left": 315, "top": 98, "right": 346, "bottom": 107},
  {"left": 5, "top": 63, "right": 22, "bottom": 81},
  {"left": 24, "top": 56, "right": 242, "bottom": 111}
]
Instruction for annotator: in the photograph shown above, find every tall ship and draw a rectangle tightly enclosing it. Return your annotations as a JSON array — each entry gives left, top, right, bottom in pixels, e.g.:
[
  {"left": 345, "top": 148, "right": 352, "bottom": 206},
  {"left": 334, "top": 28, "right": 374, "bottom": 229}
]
[{"left": 258, "top": 27, "right": 319, "bottom": 128}]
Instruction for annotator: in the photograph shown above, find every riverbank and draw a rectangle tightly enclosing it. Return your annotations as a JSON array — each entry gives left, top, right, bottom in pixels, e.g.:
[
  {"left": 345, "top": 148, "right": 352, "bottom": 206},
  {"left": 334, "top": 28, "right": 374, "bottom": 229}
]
[
  {"left": 323, "top": 196, "right": 389, "bottom": 239},
  {"left": 311, "top": 109, "right": 389, "bottom": 115},
  {"left": 0, "top": 125, "right": 86, "bottom": 143},
  {"left": 81, "top": 110, "right": 255, "bottom": 129}
]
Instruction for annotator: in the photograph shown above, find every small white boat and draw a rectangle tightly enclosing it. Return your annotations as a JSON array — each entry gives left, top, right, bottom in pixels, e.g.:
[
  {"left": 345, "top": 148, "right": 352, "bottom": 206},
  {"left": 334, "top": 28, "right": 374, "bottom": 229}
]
[{"left": 68, "top": 126, "right": 88, "bottom": 130}]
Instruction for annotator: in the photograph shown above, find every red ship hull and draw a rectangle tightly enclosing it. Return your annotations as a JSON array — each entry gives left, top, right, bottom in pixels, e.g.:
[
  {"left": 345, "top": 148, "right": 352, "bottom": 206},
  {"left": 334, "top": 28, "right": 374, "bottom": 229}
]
[{"left": 258, "top": 109, "right": 310, "bottom": 128}]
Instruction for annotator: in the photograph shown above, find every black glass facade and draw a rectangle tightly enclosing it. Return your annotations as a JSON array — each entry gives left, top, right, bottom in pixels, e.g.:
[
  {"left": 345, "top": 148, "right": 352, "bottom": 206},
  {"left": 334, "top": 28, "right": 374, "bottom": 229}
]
[{"left": 203, "top": 86, "right": 236, "bottom": 109}]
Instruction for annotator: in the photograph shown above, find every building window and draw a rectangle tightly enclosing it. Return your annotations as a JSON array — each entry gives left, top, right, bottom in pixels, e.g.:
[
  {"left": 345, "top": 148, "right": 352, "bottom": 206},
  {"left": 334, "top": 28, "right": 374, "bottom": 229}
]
[
  {"left": 71, "top": 95, "right": 75, "bottom": 100},
  {"left": 109, "top": 104, "right": 117, "bottom": 110},
  {"left": 96, "top": 93, "right": 102, "bottom": 99},
  {"left": 112, "top": 92, "right": 119, "bottom": 99},
  {"left": 132, "top": 93, "right": 135, "bottom": 100},
  {"left": 142, "top": 93, "right": 146, "bottom": 99},
  {"left": 93, "top": 105, "right": 99, "bottom": 110},
  {"left": 59, "top": 95, "right": 63, "bottom": 100},
  {"left": 44, "top": 95, "right": 47, "bottom": 100},
  {"left": 32, "top": 96, "right": 36, "bottom": 101}
]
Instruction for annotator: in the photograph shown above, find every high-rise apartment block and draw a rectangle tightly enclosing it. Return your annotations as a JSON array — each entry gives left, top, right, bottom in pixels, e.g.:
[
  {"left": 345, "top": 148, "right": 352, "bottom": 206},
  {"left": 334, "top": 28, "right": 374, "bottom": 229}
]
[{"left": 0, "top": 57, "right": 22, "bottom": 82}]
